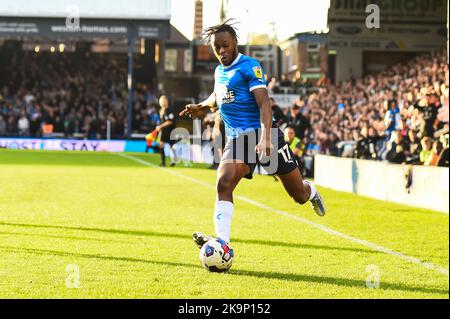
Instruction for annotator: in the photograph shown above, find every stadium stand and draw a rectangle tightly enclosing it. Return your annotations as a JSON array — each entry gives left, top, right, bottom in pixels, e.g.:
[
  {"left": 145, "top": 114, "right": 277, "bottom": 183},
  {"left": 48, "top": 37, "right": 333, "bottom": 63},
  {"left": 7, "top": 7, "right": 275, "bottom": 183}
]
[
  {"left": 0, "top": 47, "right": 448, "bottom": 167},
  {"left": 278, "top": 48, "right": 449, "bottom": 167},
  {"left": 0, "top": 50, "right": 161, "bottom": 139}
]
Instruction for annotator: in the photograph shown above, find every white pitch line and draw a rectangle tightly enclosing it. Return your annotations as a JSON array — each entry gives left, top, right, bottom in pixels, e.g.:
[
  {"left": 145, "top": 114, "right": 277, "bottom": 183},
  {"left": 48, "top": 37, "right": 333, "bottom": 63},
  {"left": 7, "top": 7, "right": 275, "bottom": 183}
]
[{"left": 117, "top": 153, "right": 449, "bottom": 276}]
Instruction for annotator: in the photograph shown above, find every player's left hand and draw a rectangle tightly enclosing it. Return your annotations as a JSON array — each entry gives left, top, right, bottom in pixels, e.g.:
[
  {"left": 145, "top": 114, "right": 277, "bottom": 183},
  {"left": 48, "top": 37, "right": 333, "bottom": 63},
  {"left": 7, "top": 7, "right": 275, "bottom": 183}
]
[
  {"left": 179, "top": 104, "right": 204, "bottom": 119},
  {"left": 256, "top": 137, "right": 273, "bottom": 157}
]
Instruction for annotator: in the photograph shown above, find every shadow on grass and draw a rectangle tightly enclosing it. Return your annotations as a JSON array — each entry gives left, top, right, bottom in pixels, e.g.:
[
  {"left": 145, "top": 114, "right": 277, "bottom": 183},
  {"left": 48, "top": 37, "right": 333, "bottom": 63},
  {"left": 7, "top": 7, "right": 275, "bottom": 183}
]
[
  {"left": 0, "top": 231, "right": 134, "bottom": 244},
  {"left": 0, "top": 151, "right": 209, "bottom": 169},
  {"left": 0, "top": 151, "right": 150, "bottom": 167},
  {"left": 0, "top": 221, "right": 380, "bottom": 255},
  {"left": 0, "top": 245, "right": 447, "bottom": 296}
]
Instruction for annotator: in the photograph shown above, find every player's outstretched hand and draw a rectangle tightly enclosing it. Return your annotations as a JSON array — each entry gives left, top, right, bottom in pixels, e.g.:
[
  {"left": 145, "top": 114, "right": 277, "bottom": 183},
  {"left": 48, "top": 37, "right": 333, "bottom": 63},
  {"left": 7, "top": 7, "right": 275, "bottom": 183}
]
[{"left": 179, "top": 104, "right": 203, "bottom": 119}]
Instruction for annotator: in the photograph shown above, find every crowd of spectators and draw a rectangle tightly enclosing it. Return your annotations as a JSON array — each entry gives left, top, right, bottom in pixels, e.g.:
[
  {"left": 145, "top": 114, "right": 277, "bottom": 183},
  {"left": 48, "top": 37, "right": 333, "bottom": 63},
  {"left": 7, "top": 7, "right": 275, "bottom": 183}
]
[
  {"left": 270, "top": 48, "right": 449, "bottom": 167},
  {"left": 0, "top": 50, "right": 161, "bottom": 139},
  {"left": 1, "top": 47, "right": 448, "bottom": 168}
]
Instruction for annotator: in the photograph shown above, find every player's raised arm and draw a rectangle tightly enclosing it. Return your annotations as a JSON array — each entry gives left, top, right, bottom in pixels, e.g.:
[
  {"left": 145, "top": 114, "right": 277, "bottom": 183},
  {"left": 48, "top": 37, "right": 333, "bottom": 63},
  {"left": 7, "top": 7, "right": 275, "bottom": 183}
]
[{"left": 179, "top": 92, "right": 216, "bottom": 119}]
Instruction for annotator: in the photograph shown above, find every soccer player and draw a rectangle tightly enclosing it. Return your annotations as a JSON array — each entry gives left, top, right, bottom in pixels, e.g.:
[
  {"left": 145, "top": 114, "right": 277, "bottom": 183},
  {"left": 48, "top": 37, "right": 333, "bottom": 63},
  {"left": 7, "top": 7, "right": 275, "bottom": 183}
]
[
  {"left": 154, "top": 95, "right": 177, "bottom": 167},
  {"left": 179, "top": 20, "right": 326, "bottom": 248}
]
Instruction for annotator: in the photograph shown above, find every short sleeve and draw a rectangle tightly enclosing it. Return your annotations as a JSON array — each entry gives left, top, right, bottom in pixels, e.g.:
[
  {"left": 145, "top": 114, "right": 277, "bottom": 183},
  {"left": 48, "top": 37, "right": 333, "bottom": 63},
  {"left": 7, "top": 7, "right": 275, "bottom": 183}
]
[{"left": 245, "top": 60, "right": 267, "bottom": 92}]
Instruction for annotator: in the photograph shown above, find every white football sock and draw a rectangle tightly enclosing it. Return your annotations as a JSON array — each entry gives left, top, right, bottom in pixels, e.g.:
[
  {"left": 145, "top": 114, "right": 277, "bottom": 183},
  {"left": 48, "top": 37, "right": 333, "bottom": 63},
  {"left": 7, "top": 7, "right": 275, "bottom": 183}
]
[
  {"left": 214, "top": 200, "right": 234, "bottom": 243},
  {"left": 303, "top": 180, "right": 317, "bottom": 201}
]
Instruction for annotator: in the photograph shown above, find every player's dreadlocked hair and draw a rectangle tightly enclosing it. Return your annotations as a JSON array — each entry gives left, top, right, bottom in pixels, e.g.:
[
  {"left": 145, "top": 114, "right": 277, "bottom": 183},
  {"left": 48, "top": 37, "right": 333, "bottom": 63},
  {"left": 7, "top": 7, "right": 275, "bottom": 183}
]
[{"left": 202, "top": 18, "right": 239, "bottom": 45}]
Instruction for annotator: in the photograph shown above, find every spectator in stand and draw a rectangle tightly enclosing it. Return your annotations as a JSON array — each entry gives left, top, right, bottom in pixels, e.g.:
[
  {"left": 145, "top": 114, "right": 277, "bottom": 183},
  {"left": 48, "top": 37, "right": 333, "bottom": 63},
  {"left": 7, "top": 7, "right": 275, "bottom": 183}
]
[
  {"left": 437, "top": 133, "right": 449, "bottom": 167},
  {"left": 385, "top": 130, "right": 408, "bottom": 164},
  {"left": 6, "top": 115, "right": 16, "bottom": 136},
  {"left": 419, "top": 136, "right": 433, "bottom": 164},
  {"left": 354, "top": 127, "right": 377, "bottom": 160},
  {"left": 423, "top": 92, "right": 442, "bottom": 137},
  {"left": 384, "top": 99, "right": 401, "bottom": 138},
  {"left": 317, "top": 75, "right": 330, "bottom": 87},
  {"left": 17, "top": 110, "right": 29, "bottom": 136},
  {"left": 405, "top": 129, "right": 421, "bottom": 164},
  {"left": 279, "top": 74, "right": 291, "bottom": 87},
  {"left": 270, "top": 97, "right": 287, "bottom": 128},
  {"left": 267, "top": 77, "right": 280, "bottom": 94},
  {"left": 424, "top": 140, "right": 443, "bottom": 166},
  {"left": 0, "top": 114, "right": 6, "bottom": 136},
  {"left": 368, "top": 127, "right": 383, "bottom": 160},
  {"left": 352, "top": 129, "right": 361, "bottom": 146},
  {"left": 328, "top": 133, "right": 340, "bottom": 157},
  {"left": 53, "top": 115, "right": 65, "bottom": 134},
  {"left": 306, "top": 136, "right": 321, "bottom": 156},
  {"left": 287, "top": 102, "right": 311, "bottom": 140}
]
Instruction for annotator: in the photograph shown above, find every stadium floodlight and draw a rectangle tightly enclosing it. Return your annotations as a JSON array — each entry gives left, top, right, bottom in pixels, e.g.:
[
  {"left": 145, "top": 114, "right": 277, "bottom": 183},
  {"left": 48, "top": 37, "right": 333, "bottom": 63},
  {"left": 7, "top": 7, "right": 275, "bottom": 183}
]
[
  {"left": 34, "top": 45, "right": 40, "bottom": 53},
  {"left": 59, "top": 43, "right": 65, "bottom": 53}
]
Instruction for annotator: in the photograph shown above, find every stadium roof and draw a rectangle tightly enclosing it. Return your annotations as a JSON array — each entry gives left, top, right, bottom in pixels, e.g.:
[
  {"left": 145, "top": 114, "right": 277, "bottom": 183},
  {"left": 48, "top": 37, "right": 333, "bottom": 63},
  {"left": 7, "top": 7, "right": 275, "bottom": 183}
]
[
  {"left": 0, "top": 0, "right": 171, "bottom": 20},
  {"left": 0, "top": 0, "right": 171, "bottom": 39},
  {"left": 166, "top": 25, "right": 190, "bottom": 45},
  {"left": 282, "top": 31, "right": 328, "bottom": 43}
]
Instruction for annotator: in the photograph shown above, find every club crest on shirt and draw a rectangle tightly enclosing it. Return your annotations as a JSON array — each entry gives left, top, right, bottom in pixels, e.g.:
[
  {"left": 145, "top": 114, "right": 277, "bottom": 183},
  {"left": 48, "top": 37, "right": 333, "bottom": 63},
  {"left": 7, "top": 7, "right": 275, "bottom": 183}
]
[{"left": 252, "top": 66, "right": 263, "bottom": 79}]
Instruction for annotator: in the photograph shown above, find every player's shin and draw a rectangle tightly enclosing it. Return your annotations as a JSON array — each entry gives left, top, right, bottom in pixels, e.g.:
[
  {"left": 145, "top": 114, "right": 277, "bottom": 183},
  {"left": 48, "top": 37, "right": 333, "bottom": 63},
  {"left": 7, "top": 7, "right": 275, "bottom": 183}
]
[
  {"left": 159, "top": 146, "right": 166, "bottom": 165},
  {"left": 214, "top": 200, "right": 234, "bottom": 243}
]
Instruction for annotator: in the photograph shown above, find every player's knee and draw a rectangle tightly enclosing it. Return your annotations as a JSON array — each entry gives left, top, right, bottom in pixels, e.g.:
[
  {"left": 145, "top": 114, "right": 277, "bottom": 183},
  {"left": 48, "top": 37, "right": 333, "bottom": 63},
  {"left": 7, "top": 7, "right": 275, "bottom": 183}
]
[{"left": 217, "top": 176, "right": 234, "bottom": 195}]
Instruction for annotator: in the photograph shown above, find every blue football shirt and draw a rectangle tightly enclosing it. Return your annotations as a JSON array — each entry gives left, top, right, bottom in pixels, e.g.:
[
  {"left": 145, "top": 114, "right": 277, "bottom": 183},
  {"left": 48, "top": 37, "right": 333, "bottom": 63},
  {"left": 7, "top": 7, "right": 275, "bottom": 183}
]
[{"left": 214, "top": 53, "right": 267, "bottom": 139}]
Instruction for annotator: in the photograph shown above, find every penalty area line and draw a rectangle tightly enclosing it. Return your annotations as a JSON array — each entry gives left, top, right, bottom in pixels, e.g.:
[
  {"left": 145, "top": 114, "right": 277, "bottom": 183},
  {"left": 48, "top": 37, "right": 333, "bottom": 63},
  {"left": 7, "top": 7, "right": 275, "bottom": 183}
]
[{"left": 116, "top": 152, "right": 449, "bottom": 277}]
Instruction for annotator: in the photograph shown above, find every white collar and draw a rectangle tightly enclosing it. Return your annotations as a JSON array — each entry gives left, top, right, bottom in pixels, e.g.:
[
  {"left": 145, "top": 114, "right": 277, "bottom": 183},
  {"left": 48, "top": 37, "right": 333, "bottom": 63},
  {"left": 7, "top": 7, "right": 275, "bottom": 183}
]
[{"left": 222, "top": 53, "right": 242, "bottom": 69}]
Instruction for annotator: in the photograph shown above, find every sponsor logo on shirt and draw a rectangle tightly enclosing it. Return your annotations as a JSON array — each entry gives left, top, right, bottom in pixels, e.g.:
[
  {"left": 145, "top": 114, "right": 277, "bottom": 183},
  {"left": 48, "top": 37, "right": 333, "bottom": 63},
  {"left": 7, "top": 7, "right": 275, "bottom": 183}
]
[
  {"left": 221, "top": 90, "right": 235, "bottom": 104},
  {"left": 216, "top": 84, "right": 235, "bottom": 104}
]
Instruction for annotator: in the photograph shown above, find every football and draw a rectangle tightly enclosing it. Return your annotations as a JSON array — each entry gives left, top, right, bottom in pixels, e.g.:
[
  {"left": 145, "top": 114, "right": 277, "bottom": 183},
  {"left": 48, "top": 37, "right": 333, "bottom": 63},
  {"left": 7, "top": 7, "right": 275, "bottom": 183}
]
[{"left": 199, "top": 238, "right": 234, "bottom": 273}]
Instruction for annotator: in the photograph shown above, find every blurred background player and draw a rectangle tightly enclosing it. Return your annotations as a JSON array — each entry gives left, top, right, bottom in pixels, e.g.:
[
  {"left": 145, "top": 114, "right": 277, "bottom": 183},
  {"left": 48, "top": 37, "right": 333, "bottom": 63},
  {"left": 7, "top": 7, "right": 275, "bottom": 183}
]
[
  {"left": 149, "top": 95, "right": 178, "bottom": 167},
  {"left": 203, "top": 107, "right": 226, "bottom": 170}
]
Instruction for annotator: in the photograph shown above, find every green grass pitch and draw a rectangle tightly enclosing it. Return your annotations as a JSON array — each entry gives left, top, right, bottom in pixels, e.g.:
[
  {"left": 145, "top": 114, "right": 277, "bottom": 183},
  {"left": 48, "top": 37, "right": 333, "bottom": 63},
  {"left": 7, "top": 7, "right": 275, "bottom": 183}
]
[{"left": 0, "top": 149, "right": 448, "bottom": 298}]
